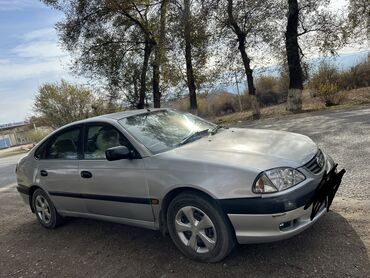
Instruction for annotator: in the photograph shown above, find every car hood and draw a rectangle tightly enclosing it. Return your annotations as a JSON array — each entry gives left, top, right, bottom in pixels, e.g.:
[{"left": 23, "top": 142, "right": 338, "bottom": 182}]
[{"left": 162, "top": 128, "right": 318, "bottom": 171}]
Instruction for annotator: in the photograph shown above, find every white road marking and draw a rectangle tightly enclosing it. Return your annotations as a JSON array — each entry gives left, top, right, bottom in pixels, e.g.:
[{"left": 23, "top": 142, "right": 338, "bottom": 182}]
[{"left": 0, "top": 183, "right": 17, "bottom": 193}]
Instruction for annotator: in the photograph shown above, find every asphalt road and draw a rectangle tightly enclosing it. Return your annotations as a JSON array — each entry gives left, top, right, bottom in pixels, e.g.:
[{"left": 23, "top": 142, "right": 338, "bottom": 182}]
[
  {"left": 0, "top": 108, "right": 369, "bottom": 277},
  {"left": 0, "top": 154, "right": 24, "bottom": 189}
]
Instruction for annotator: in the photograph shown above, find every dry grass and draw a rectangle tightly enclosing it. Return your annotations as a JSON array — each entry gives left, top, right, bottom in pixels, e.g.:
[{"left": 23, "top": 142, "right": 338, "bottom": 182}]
[{"left": 211, "top": 87, "right": 370, "bottom": 125}]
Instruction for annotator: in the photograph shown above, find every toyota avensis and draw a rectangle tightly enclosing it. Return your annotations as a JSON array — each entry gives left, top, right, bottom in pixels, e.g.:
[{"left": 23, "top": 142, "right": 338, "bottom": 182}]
[{"left": 16, "top": 108, "right": 345, "bottom": 262}]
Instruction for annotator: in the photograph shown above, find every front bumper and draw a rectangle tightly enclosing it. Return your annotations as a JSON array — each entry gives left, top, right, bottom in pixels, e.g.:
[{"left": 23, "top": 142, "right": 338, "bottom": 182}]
[
  {"left": 224, "top": 151, "right": 345, "bottom": 244},
  {"left": 228, "top": 203, "right": 326, "bottom": 244}
]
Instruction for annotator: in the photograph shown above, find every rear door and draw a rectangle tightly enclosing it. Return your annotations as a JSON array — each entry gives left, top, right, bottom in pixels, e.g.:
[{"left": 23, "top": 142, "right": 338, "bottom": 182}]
[
  {"left": 78, "top": 122, "right": 154, "bottom": 225},
  {"left": 36, "top": 125, "right": 86, "bottom": 214}
]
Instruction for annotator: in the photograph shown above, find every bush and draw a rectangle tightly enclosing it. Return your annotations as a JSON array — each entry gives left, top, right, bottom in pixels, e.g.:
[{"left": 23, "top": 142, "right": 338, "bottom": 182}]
[
  {"left": 176, "top": 95, "right": 209, "bottom": 116},
  {"left": 207, "top": 93, "right": 239, "bottom": 117},
  {"left": 33, "top": 80, "right": 112, "bottom": 128},
  {"left": 337, "top": 56, "right": 370, "bottom": 90},
  {"left": 175, "top": 92, "right": 240, "bottom": 118},
  {"left": 317, "top": 83, "right": 345, "bottom": 106},
  {"left": 255, "top": 76, "right": 279, "bottom": 93},
  {"left": 28, "top": 129, "right": 50, "bottom": 143},
  {"left": 240, "top": 93, "right": 252, "bottom": 110},
  {"left": 255, "top": 76, "right": 287, "bottom": 106},
  {"left": 309, "top": 57, "right": 370, "bottom": 98},
  {"left": 308, "top": 62, "right": 339, "bottom": 97},
  {"left": 196, "top": 96, "right": 209, "bottom": 117}
]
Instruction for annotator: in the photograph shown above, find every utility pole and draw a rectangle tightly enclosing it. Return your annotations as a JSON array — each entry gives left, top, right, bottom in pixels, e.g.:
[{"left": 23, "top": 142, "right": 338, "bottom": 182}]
[{"left": 234, "top": 71, "right": 243, "bottom": 112}]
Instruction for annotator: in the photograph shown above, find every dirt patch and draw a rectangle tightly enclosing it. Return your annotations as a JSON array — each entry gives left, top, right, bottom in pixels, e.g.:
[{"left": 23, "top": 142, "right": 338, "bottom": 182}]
[{"left": 0, "top": 144, "right": 32, "bottom": 158}]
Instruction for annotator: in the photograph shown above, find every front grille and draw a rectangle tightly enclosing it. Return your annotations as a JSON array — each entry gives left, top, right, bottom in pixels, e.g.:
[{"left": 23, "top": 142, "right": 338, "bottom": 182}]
[{"left": 304, "top": 150, "right": 325, "bottom": 174}]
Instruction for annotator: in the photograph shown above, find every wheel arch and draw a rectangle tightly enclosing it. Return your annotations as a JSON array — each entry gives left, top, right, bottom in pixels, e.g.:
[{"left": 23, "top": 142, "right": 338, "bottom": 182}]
[
  {"left": 158, "top": 187, "right": 233, "bottom": 236},
  {"left": 28, "top": 185, "right": 44, "bottom": 213}
]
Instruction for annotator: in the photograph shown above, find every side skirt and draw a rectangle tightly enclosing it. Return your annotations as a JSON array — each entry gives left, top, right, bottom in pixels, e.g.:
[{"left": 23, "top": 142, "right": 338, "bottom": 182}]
[{"left": 59, "top": 210, "right": 157, "bottom": 231}]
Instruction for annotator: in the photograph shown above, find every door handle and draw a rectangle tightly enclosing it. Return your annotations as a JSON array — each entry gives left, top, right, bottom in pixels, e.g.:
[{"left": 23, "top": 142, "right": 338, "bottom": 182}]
[
  {"left": 81, "top": 171, "right": 92, "bottom": 179},
  {"left": 40, "top": 170, "right": 48, "bottom": 177}
]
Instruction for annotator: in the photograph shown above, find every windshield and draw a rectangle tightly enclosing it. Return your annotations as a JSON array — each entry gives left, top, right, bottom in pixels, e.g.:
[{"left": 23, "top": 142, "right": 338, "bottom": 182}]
[{"left": 118, "top": 110, "right": 216, "bottom": 154}]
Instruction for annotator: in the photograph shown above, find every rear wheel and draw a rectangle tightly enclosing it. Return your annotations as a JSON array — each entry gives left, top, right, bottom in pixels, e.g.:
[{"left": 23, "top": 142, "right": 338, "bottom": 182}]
[
  {"left": 167, "top": 193, "right": 235, "bottom": 262},
  {"left": 32, "top": 189, "right": 63, "bottom": 229}
]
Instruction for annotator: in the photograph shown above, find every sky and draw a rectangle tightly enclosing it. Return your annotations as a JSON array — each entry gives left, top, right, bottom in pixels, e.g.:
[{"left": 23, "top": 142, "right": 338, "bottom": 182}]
[
  {"left": 0, "top": 0, "right": 74, "bottom": 125},
  {"left": 0, "top": 0, "right": 368, "bottom": 125}
]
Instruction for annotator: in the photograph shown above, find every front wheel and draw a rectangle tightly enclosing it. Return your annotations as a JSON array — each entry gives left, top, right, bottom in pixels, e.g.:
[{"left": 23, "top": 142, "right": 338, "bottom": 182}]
[{"left": 167, "top": 193, "right": 235, "bottom": 262}]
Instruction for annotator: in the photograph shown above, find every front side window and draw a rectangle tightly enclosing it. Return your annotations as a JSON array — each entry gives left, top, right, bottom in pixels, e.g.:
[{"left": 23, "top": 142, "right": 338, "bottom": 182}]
[
  {"left": 84, "top": 124, "right": 131, "bottom": 159},
  {"left": 45, "top": 128, "right": 81, "bottom": 160},
  {"left": 118, "top": 110, "right": 216, "bottom": 154}
]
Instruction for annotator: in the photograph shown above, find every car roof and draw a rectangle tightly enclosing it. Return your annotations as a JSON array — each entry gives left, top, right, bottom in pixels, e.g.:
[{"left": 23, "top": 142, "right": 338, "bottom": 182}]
[{"left": 67, "top": 108, "right": 168, "bottom": 126}]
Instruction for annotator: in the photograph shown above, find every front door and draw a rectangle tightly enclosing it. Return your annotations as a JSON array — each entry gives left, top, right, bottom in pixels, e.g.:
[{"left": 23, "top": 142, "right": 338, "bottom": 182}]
[{"left": 78, "top": 123, "right": 154, "bottom": 225}]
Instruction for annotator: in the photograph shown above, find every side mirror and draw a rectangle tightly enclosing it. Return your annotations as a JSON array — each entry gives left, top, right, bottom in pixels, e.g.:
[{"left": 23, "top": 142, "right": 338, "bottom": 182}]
[{"left": 105, "top": 146, "right": 131, "bottom": 161}]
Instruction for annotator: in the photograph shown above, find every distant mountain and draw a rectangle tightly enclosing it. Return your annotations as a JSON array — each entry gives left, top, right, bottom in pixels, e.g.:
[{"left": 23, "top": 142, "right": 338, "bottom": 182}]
[
  {"left": 223, "top": 51, "right": 369, "bottom": 94},
  {"left": 308, "top": 51, "right": 369, "bottom": 71}
]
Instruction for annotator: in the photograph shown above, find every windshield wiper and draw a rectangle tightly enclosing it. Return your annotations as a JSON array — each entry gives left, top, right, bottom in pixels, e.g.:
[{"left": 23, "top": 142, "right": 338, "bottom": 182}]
[
  {"left": 178, "top": 129, "right": 210, "bottom": 146},
  {"left": 210, "top": 125, "right": 222, "bottom": 135}
]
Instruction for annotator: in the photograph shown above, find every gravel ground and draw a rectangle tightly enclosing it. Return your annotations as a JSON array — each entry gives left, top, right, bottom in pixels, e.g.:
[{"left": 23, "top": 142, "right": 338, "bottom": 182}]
[{"left": 0, "top": 107, "right": 369, "bottom": 278}]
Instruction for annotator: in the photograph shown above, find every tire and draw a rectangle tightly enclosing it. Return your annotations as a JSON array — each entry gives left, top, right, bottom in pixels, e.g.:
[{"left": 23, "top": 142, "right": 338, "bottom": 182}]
[
  {"left": 167, "top": 192, "right": 235, "bottom": 262},
  {"left": 32, "top": 189, "right": 63, "bottom": 229}
]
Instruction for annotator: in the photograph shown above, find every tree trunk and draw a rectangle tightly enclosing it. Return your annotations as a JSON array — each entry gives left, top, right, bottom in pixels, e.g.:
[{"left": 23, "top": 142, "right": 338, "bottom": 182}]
[
  {"left": 227, "top": 0, "right": 260, "bottom": 118},
  {"left": 152, "top": 0, "right": 169, "bottom": 108},
  {"left": 132, "top": 72, "right": 140, "bottom": 108},
  {"left": 285, "top": 0, "right": 303, "bottom": 112},
  {"left": 137, "top": 40, "right": 154, "bottom": 109},
  {"left": 184, "top": 0, "right": 197, "bottom": 113},
  {"left": 107, "top": 90, "right": 119, "bottom": 113},
  {"left": 152, "top": 62, "right": 160, "bottom": 108},
  {"left": 237, "top": 35, "right": 256, "bottom": 96}
]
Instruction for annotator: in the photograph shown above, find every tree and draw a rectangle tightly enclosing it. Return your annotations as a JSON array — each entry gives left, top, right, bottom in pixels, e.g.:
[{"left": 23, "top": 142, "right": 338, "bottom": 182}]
[
  {"left": 165, "top": 0, "right": 215, "bottom": 112},
  {"left": 33, "top": 80, "right": 107, "bottom": 128},
  {"left": 347, "top": 0, "right": 370, "bottom": 40},
  {"left": 152, "top": 0, "right": 170, "bottom": 108},
  {"left": 183, "top": 0, "right": 198, "bottom": 112},
  {"left": 284, "top": 0, "right": 347, "bottom": 112},
  {"left": 27, "top": 129, "right": 50, "bottom": 143},
  {"left": 219, "top": 0, "right": 280, "bottom": 118},
  {"left": 285, "top": 0, "right": 303, "bottom": 112},
  {"left": 42, "top": 0, "right": 157, "bottom": 109}
]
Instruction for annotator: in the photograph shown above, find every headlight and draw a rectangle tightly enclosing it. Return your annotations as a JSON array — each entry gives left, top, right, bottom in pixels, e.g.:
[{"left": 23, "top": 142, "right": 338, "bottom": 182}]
[{"left": 253, "top": 168, "right": 306, "bottom": 193}]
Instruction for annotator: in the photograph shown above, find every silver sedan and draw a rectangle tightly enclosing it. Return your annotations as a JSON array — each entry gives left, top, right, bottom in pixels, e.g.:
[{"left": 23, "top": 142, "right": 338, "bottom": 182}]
[{"left": 16, "top": 108, "right": 345, "bottom": 262}]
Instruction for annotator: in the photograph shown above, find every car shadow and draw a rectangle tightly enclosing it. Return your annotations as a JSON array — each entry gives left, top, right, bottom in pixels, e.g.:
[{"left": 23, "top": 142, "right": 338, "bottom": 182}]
[
  {"left": 224, "top": 211, "right": 370, "bottom": 277},
  {"left": 3, "top": 210, "right": 370, "bottom": 277}
]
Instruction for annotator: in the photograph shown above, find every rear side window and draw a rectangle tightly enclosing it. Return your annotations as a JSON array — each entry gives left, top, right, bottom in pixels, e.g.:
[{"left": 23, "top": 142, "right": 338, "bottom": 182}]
[{"left": 45, "top": 128, "right": 81, "bottom": 160}]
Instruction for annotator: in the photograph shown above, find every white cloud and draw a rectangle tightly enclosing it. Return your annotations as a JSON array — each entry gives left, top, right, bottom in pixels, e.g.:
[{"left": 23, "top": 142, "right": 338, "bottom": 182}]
[
  {"left": 23, "top": 27, "right": 56, "bottom": 41},
  {"left": 13, "top": 40, "right": 66, "bottom": 59},
  {"left": 0, "top": 58, "right": 69, "bottom": 82},
  {"left": 0, "top": 26, "right": 76, "bottom": 123},
  {"left": 0, "top": 58, "right": 10, "bottom": 64},
  {"left": 0, "top": 92, "right": 34, "bottom": 123},
  {"left": 0, "top": 27, "right": 72, "bottom": 82}
]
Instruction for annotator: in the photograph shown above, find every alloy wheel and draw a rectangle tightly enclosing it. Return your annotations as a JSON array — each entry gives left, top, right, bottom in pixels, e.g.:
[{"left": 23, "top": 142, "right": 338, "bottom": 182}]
[
  {"left": 35, "top": 195, "right": 52, "bottom": 224},
  {"left": 175, "top": 206, "right": 217, "bottom": 254}
]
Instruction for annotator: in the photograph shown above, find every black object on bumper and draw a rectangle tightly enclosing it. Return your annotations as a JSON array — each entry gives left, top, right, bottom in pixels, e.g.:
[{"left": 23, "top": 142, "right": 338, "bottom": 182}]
[{"left": 304, "top": 164, "right": 346, "bottom": 220}]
